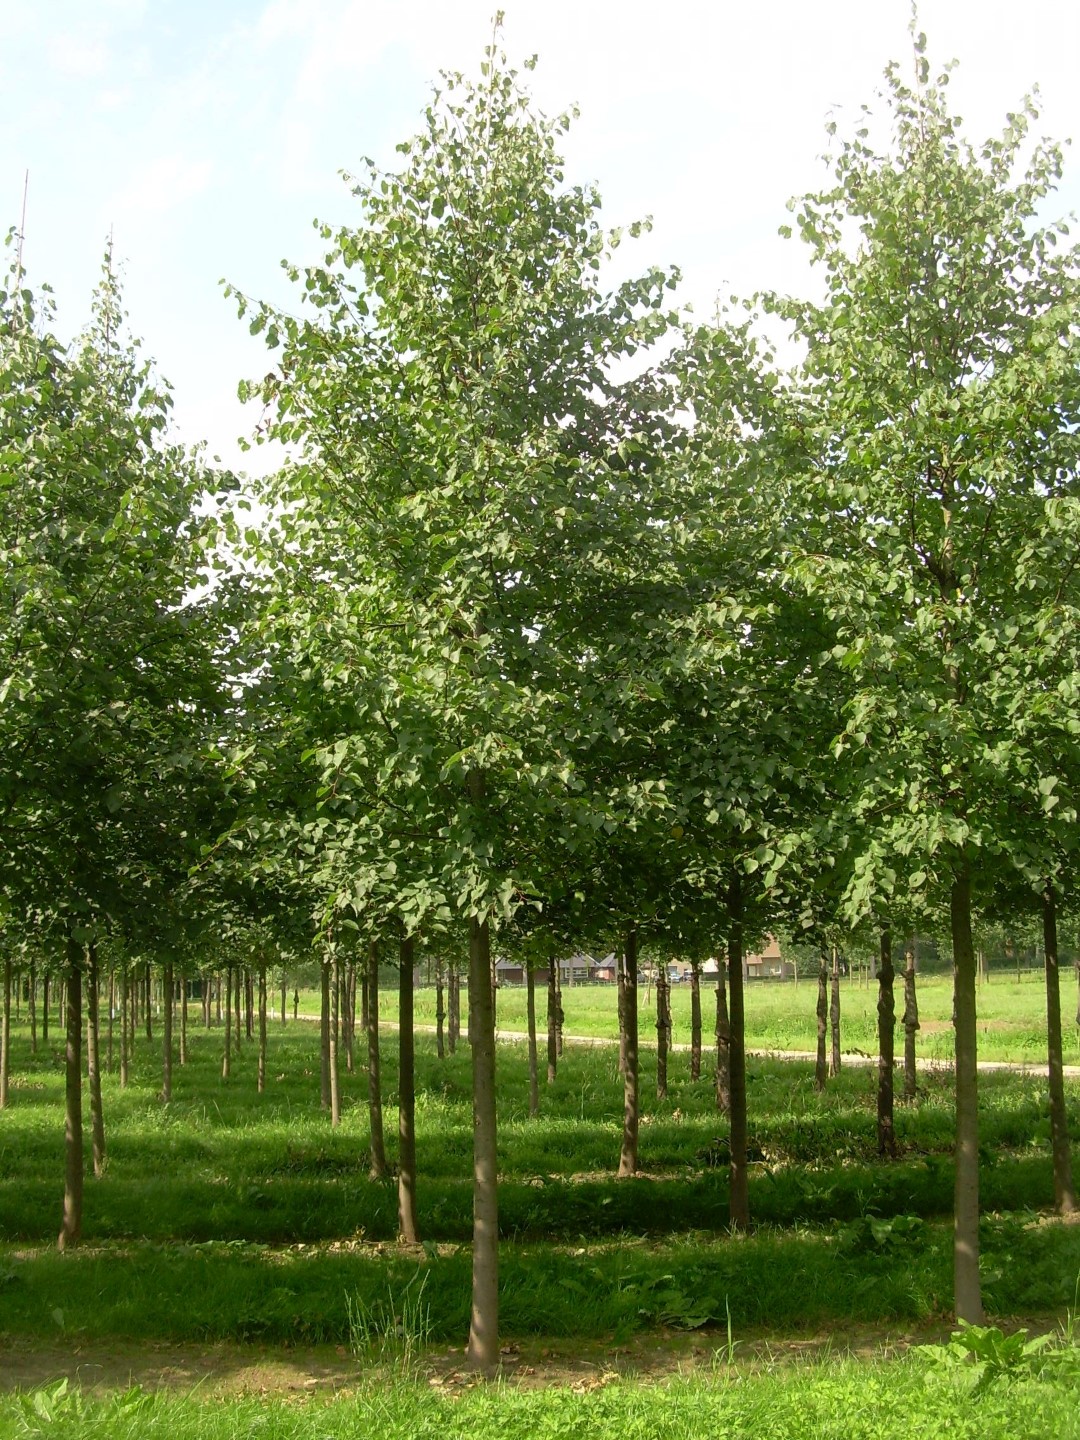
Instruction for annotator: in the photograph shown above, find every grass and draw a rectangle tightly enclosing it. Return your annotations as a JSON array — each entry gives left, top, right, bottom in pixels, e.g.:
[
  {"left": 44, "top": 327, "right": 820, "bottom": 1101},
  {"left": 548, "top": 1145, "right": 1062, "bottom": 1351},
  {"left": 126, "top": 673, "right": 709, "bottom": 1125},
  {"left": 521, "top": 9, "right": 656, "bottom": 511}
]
[
  {"left": 3, "top": 1347, "right": 1080, "bottom": 1440},
  {"left": 1, "top": 1010, "right": 1079, "bottom": 1359}
]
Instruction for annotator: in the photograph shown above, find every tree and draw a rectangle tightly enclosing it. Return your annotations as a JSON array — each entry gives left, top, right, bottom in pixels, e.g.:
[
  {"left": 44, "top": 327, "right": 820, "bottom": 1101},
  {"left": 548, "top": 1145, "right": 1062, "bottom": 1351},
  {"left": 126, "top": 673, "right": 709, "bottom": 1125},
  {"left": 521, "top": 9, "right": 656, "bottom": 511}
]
[
  {"left": 230, "top": 34, "right": 681, "bottom": 1370},
  {"left": 757, "top": 32, "right": 1080, "bottom": 1320}
]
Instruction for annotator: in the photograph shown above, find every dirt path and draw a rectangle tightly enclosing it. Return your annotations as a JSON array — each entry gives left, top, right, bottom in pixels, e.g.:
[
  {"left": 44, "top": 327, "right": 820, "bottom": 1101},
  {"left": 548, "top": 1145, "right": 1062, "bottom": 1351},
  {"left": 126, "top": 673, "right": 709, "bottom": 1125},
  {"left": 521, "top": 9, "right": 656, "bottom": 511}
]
[{"left": 0, "top": 1321, "right": 964, "bottom": 1397}]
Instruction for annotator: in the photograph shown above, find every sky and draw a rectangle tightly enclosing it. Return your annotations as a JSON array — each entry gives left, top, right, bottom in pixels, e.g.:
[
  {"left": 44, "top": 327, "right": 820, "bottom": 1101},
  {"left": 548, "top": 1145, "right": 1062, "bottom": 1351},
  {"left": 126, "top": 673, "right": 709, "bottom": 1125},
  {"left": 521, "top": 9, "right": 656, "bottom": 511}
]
[{"left": 4, "top": 0, "right": 1080, "bottom": 477}]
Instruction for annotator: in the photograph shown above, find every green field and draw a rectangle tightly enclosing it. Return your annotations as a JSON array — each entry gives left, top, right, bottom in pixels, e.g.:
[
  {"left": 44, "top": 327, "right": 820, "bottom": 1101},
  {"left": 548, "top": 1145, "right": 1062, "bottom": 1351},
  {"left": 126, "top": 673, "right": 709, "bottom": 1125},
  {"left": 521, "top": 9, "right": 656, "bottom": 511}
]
[{"left": 2, "top": 998, "right": 1079, "bottom": 1435}]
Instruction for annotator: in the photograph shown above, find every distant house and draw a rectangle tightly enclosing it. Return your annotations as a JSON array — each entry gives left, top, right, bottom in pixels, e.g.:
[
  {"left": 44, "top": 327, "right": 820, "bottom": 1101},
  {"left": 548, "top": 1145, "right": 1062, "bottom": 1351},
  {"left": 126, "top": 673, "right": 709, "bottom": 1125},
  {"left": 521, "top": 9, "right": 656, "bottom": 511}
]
[
  {"left": 701, "top": 936, "right": 793, "bottom": 982},
  {"left": 494, "top": 953, "right": 599, "bottom": 986}
]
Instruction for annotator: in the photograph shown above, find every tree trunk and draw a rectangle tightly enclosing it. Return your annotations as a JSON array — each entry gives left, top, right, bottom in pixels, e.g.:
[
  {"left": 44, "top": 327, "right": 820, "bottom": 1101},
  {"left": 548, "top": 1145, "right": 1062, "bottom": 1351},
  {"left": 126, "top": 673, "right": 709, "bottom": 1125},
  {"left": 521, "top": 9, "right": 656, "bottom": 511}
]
[
  {"left": 398, "top": 933, "right": 419, "bottom": 1243},
  {"left": 951, "top": 867, "right": 984, "bottom": 1324},
  {"left": 120, "top": 966, "right": 130, "bottom": 1088},
  {"left": 555, "top": 960, "right": 564, "bottom": 1059},
  {"left": 58, "top": 936, "right": 83, "bottom": 1251},
  {"left": 903, "top": 938, "right": 919, "bottom": 1102},
  {"left": 829, "top": 945, "right": 841, "bottom": 1076},
  {"left": 42, "top": 969, "right": 49, "bottom": 1046},
  {"left": 244, "top": 969, "right": 253, "bottom": 1040},
  {"left": 876, "top": 929, "right": 897, "bottom": 1158},
  {"left": 0, "top": 957, "right": 10, "bottom": 1109},
  {"left": 29, "top": 960, "right": 37, "bottom": 1055},
  {"left": 144, "top": 960, "right": 152, "bottom": 1042},
  {"left": 107, "top": 969, "right": 114, "bottom": 1074},
  {"left": 690, "top": 960, "right": 702, "bottom": 1082},
  {"left": 435, "top": 959, "right": 445, "bottom": 1059},
  {"left": 179, "top": 973, "right": 188, "bottom": 1067},
  {"left": 329, "top": 953, "right": 341, "bottom": 1128},
  {"left": 715, "top": 959, "right": 731, "bottom": 1114},
  {"left": 366, "top": 943, "right": 387, "bottom": 1179},
  {"left": 526, "top": 964, "right": 539, "bottom": 1117},
  {"left": 617, "top": 951, "right": 627, "bottom": 1078},
  {"left": 222, "top": 968, "right": 232, "bottom": 1080},
  {"left": 281, "top": 975, "right": 287, "bottom": 1026},
  {"left": 233, "top": 964, "right": 242, "bottom": 1048},
  {"left": 815, "top": 948, "right": 828, "bottom": 1091},
  {"left": 343, "top": 960, "right": 355, "bottom": 1074},
  {"left": 727, "top": 888, "right": 749, "bottom": 1232},
  {"left": 258, "top": 966, "right": 267, "bottom": 1095},
  {"left": 1043, "top": 882, "right": 1077, "bottom": 1214},
  {"left": 617, "top": 927, "right": 639, "bottom": 1178},
  {"left": 448, "top": 965, "right": 460, "bottom": 1054},
  {"left": 547, "top": 962, "right": 559, "bottom": 1083},
  {"left": 466, "top": 912, "right": 499, "bottom": 1374},
  {"left": 656, "top": 965, "right": 670, "bottom": 1101},
  {"left": 161, "top": 957, "right": 173, "bottom": 1105},
  {"left": 319, "top": 959, "right": 331, "bottom": 1110}
]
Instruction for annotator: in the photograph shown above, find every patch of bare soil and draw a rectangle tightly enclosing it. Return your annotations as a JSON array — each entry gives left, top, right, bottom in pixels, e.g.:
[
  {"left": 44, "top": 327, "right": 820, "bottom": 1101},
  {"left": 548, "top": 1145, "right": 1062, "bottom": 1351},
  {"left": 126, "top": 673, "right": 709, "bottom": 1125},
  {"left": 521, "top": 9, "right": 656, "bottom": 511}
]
[{"left": 0, "top": 1321, "right": 972, "bottom": 1398}]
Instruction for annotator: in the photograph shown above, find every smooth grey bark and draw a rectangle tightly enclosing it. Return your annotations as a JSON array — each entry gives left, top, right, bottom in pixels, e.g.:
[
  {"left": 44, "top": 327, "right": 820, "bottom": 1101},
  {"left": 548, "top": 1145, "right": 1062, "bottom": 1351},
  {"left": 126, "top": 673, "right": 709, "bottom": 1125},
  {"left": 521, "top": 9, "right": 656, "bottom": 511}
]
[
  {"left": 58, "top": 936, "right": 83, "bottom": 1251},
  {"left": 727, "top": 887, "right": 749, "bottom": 1232},
  {"left": 120, "top": 966, "right": 130, "bottom": 1088},
  {"left": 1043, "top": 882, "right": 1077, "bottom": 1214},
  {"left": 526, "top": 964, "right": 539, "bottom": 1117},
  {"left": 876, "top": 929, "right": 897, "bottom": 1157},
  {"left": 547, "top": 962, "right": 559, "bottom": 1083},
  {"left": 161, "top": 958, "right": 173, "bottom": 1105},
  {"left": 466, "top": 911, "right": 499, "bottom": 1375},
  {"left": 448, "top": 965, "right": 460, "bottom": 1054},
  {"left": 329, "top": 953, "right": 341, "bottom": 1128},
  {"left": 952, "top": 867, "right": 984, "bottom": 1324},
  {"left": 366, "top": 943, "right": 387, "bottom": 1179},
  {"left": 222, "top": 968, "right": 232, "bottom": 1081},
  {"left": 829, "top": 946, "right": 841, "bottom": 1077},
  {"left": 435, "top": 959, "right": 446, "bottom": 1059},
  {"left": 258, "top": 966, "right": 267, "bottom": 1095},
  {"left": 690, "top": 960, "right": 702, "bottom": 1082},
  {"left": 815, "top": 948, "right": 828, "bottom": 1092},
  {"left": 656, "top": 966, "right": 671, "bottom": 1101},
  {"left": 397, "top": 934, "right": 419, "bottom": 1243},
  {"left": 0, "top": 957, "right": 10, "bottom": 1109},
  {"left": 714, "top": 958, "right": 731, "bottom": 1115},
  {"left": 319, "top": 959, "right": 331, "bottom": 1111},
  {"left": 903, "top": 939, "right": 920, "bottom": 1102},
  {"left": 617, "top": 927, "right": 639, "bottom": 1178}
]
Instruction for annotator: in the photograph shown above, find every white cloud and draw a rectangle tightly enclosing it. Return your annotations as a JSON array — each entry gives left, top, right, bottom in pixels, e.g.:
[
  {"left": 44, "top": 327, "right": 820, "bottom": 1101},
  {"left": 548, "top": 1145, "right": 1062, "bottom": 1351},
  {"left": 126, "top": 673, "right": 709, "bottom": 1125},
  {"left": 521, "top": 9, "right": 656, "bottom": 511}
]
[
  {"left": 47, "top": 33, "right": 111, "bottom": 77},
  {"left": 112, "top": 154, "right": 213, "bottom": 221}
]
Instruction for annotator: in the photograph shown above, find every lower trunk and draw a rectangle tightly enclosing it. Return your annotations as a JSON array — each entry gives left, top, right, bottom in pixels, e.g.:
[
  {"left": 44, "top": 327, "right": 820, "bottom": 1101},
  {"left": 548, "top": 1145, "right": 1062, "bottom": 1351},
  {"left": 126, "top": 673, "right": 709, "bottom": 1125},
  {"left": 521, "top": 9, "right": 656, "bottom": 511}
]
[
  {"left": 617, "top": 957, "right": 627, "bottom": 1077},
  {"left": 903, "top": 939, "right": 919, "bottom": 1102},
  {"left": 715, "top": 960, "right": 731, "bottom": 1114},
  {"left": 435, "top": 961, "right": 445, "bottom": 1060},
  {"left": 397, "top": 934, "right": 419, "bottom": 1243},
  {"left": 343, "top": 961, "right": 355, "bottom": 1075},
  {"left": 727, "top": 895, "right": 749, "bottom": 1232},
  {"left": 245, "top": 969, "right": 253, "bottom": 1041},
  {"left": 367, "top": 944, "right": 387, "bottom": 1180},
  {"left": 29, "top": 960, "right": 37, "bottom": 1054},
  {"left": 144, "top": 960, "right": 152, "bottom": 1042},
  {"left": 526, "top": 965, "right": 539, "bottom": 1117},
  {"left": 448, "top": 966, "right": 460, "bottom": 1054},
  {"left": 656, "top": 967, "right": 670, "bottom": 1101},
  {"left": 161, "top": 957, "right": 173, "bottom": 1105},
  {"left": 319, "top": 960, "right": 331, "bottom": 1110},
  {"left": 42, "top": 971, "right": 49, "bottom": 1046},
  {"left": 179, "top": 974, "right": 188, "bottom": 1067},
  {"left": 554, "top": 962, "right": 564, "bottom": 1058},
  {"left": 58, "top": 937, "right": 84, "bottom": 1250},
  {"left": 951, "top": 867, "right": 984, "bottom": 1324},
  {"left": 815, "top": 949, "right": 828, "bottom": 1091},
  {"left": 466, "top": 913, "right": 499, "bottom": 1374},
  {"left": 222, "top": 968, "right": 232, "bottom": 1080},
  {"left": 281, "top": 976, "right": 287, "bottom": 1026},
  {"left": 1043, "top": 882, "right": 1077, "bottom": 1214},
  {"left": 329, "top": 954, "right": 341, "bottom": 1128},
  {"left": 0, "top": 958, "right": 10, "bottom": 1109},
  {"left": 617, "top": 927, "right": 639, "bottom": 1178},
  {"left": 107, "top": 970, "right": 114, "bottom": 1073},
  {"left": 257, "top": 967, "right": 267, "bottom": 1095},
  {"left": 690, "top": 962, "right": 702, "bottom": 1083},
  {"left": 546, "top": 963, "right": 558, "bottom": 1084},
  {"left": 876, "top": 929, "right": 897, "bottom": 1158},
  {"left": 120, "top": 967, "right": 130, "bottom": 1088},
  {"left": 233, "top": 965, "right": 242, "bottom": 1048},
  {"left": 829, "top": 946, "right": 841, "bottom": 1076}
]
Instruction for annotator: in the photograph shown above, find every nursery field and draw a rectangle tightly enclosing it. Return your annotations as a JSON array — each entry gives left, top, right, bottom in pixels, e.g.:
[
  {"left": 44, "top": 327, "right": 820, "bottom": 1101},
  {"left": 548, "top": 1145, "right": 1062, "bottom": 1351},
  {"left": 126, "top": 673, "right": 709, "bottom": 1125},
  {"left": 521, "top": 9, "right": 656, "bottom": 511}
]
[
  {"left": 1, "top": 1004, "right": 1079, "bottom": 1436},
  {"left": 325, "top": 968, "right": 1080, "bottom": 1066}
]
